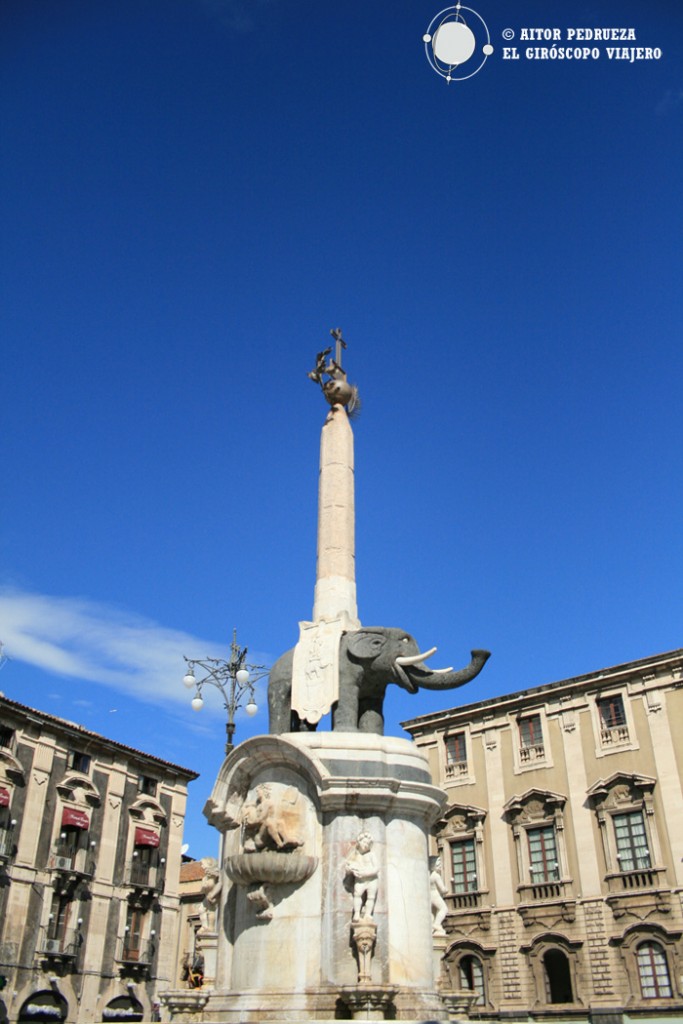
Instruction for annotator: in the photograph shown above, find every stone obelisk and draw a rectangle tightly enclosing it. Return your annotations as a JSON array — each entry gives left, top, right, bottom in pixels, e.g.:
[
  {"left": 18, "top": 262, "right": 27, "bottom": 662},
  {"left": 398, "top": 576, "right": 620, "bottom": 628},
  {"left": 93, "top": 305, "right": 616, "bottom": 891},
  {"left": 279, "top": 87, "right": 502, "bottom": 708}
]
[
  {"left": 312, "top": 333, "right": 359, "bottom": 625},
  {"left": 195, "top": 332, "right": 451, "bottom": 1024},
  {"left": 291, "top": 330, "right": 361, "bottom": 725}
]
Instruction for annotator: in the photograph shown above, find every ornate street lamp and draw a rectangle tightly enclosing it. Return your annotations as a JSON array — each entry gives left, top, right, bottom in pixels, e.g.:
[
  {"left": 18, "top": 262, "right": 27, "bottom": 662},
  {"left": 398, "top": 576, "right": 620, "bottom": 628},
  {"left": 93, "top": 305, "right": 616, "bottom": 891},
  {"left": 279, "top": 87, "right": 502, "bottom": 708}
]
[{"left": 182, "top": 629, "right": 268, "bottom": 752}]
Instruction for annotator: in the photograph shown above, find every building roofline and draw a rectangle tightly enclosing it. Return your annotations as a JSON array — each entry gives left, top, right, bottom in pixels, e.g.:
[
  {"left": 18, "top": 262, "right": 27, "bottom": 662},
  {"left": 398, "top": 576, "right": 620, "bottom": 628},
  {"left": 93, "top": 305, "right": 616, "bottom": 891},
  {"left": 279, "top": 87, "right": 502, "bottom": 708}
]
[
  {"left": 0, "top": 693, "right": 199, "bottom": 780},
  {"left": 401, "top": 646, "right": 683, "bottom": 733}
]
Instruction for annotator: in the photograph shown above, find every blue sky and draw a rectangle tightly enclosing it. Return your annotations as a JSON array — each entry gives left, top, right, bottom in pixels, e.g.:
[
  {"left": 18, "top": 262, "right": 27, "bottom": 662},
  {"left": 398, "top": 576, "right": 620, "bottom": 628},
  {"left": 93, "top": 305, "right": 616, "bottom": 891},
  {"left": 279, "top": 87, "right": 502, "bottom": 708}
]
[{"left": 2, "top": 0, "right": 682, "bottom": 857}]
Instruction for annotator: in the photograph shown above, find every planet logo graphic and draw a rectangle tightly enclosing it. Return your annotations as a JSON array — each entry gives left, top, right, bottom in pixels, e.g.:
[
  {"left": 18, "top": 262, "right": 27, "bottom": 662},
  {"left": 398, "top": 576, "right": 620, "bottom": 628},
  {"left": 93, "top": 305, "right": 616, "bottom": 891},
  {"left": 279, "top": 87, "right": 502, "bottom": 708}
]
[{"left": 424, "top": 3, "right": 494, "bottom": 82}]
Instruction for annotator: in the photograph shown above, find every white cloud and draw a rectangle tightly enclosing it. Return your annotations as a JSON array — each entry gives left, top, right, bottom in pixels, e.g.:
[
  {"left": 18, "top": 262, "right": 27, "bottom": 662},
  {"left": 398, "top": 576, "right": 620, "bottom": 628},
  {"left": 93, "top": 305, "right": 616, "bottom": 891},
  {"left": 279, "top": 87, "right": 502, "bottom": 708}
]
[
  {"left": 0, "top": 588, "right": 271, "bottom": 711},
  {"left": 198, "top": 0, "right": 278, "bottom": 35},
  {"left": 656, "top": 88, "right": 683, "bottom": 117}
]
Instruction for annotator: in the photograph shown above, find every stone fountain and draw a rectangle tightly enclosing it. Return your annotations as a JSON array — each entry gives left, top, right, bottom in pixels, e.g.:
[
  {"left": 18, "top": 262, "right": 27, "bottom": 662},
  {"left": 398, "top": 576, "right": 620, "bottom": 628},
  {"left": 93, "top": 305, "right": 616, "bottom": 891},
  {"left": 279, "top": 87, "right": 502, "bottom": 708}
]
[{"left": 167, "top": 333, "right": 489, "bottom": 1022}]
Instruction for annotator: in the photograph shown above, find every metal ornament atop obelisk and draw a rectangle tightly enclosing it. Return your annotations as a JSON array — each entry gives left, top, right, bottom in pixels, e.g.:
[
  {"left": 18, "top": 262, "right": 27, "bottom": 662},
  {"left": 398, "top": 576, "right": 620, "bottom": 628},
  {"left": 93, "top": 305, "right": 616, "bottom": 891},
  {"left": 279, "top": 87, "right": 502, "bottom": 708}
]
[{"left": 291, "top": 330, "right": 361, "bottom": 725}]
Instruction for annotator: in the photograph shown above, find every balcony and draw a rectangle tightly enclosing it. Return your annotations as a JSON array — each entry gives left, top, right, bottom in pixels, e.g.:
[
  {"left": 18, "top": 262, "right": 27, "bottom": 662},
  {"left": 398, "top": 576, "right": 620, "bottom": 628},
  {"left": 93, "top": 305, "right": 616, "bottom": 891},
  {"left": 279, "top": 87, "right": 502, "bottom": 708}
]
[
  {"left": 117, "top": 938, "right": 155, "bottom": 976},
  {"left": 600, "top": 724, "right": 630, "bottom": 747},
  {"left": 445, "top": 760, "right": 469, "bottom": 781},
  {"left": 519, "top": 743, "right": 545, "bottom": 765},
  {"left": 447, "top": 891, "right": 482, "bottom": 911},
  {"left": 605, "top": 866, "right": 670, "bottom": 917},
  {"left": 126, "top": 860, "right": 165, "bottom": 895},
  {"left": 608, "top": 867, "right": 661, "bottom": 892},
  {"left": 517, "top": 878, "right": 576, "bottom": 927},
  {"left": 40, "top": 930, "right": 81, "bottom": 963},
  {"left": 521, "top": 879, "right": 564, "bottom": 901},
  {"left": 49, "top": 846, "right": 97, "bottom": 882},
  {"left": 445, "top": 891, "right": 491, "bottom": 931}
]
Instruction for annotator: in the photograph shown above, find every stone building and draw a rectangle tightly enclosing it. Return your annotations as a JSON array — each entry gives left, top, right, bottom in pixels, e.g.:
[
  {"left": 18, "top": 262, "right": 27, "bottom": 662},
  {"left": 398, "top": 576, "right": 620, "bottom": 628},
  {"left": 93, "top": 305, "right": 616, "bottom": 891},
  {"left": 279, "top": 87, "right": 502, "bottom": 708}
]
[
  {"left": 0, "top": 694, "right": 198, "bottom": 1024},
  {"left": 173, "top": 859, "right": 207, "bottom": 990},
  {"left": 403, "top": 646, "right": 683, "bottom": 1021}
]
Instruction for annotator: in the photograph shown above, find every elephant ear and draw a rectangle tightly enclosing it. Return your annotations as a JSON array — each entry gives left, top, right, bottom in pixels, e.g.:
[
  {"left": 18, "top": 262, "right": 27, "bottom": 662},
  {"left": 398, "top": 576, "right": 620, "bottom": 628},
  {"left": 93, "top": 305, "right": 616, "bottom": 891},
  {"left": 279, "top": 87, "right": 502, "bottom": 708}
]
[{"left": 346, "top": 630, "right": 387, "bottom": 662}]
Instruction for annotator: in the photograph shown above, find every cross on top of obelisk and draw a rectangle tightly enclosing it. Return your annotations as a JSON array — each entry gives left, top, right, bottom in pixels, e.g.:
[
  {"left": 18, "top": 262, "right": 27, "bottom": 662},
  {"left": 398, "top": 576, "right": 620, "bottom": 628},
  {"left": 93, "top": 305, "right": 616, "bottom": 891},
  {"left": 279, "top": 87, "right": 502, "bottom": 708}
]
[
  {"left": 330, "top": 327, "right": 346, "bottom": 367},
  {"left": 307, "top": 327, "right": 358, "bottom": 411}
]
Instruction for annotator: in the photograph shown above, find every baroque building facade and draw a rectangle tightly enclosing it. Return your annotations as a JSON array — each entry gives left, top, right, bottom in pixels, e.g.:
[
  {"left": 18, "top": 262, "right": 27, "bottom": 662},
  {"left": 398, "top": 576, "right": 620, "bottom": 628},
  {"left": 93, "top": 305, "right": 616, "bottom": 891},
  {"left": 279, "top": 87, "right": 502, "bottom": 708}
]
[
  {"left": 403, "top": 647, "right": 683, "bottom": 1021},
  {"left": 173, "top": 858, "right": 208, "bottom": 990},
  {"left": 0, "top": 695, "right": 197, "bottom": 1024}
]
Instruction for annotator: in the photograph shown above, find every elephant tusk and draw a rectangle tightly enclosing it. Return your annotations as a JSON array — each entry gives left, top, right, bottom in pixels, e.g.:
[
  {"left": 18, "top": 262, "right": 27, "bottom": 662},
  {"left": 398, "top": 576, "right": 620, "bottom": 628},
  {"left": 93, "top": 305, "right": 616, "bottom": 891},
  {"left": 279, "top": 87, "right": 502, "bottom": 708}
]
[
  {"left": 395, "top": 646, "right": 438, "bottom": 666},
  {"left": 427, "top": 666, "right": 454, "bottom": 674}
]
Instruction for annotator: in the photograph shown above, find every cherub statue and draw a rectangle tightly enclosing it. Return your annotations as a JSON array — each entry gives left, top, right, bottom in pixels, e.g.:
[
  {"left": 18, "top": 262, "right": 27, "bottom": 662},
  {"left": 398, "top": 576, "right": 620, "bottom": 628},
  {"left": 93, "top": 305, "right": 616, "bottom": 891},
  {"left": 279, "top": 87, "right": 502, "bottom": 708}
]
[
  {"left": 345, "top": 830, "right": 379, "bottom": 921},
  {"left": 199, "top": 857, "right": 222, "bottom": 932}
]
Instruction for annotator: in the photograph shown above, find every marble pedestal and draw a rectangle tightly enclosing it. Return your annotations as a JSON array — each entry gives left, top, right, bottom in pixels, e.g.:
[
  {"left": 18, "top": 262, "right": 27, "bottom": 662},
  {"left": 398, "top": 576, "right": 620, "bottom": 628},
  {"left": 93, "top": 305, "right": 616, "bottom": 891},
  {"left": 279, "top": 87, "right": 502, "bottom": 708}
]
[{"left": 185, "top": 732, "right": 448, "bottom": 1023}]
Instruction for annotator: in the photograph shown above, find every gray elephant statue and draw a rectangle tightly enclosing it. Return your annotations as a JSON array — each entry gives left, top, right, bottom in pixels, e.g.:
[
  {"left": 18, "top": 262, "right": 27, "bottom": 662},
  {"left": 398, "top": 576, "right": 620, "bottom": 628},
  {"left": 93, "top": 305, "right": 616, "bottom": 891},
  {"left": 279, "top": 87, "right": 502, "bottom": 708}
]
[{"left": 268, "top": 627, "right": 490, "bottom": 735}]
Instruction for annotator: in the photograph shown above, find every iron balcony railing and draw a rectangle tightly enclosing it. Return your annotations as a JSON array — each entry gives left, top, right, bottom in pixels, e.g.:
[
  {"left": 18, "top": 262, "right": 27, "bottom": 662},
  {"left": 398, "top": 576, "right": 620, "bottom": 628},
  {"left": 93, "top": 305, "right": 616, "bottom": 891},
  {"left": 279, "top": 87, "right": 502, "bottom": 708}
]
[
  {"left": 41, "top": 928, "right": 81, "bottom": 960},
  {"left": 127, "top": 860, "right": 165, "bottom": 891},
  {"left": 49, "top": 846, "right": 97, "bottom": 877},
  {"left": 118, "top": 937, "right": 155, "bottom": 967}
]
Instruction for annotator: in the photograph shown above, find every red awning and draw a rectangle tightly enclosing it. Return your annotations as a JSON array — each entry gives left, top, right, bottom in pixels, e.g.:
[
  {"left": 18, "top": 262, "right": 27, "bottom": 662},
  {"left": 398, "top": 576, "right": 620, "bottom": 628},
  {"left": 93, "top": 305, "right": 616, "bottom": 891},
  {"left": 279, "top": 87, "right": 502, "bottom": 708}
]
[
  {"left": 62, "top": 806, "right": 90, "bottom": 830},
  {"left": 0, "top": 787, "right": 9, "bottom": 808},
  {"left": 134, "top": 826, "right": 160, "bottom": 847}
]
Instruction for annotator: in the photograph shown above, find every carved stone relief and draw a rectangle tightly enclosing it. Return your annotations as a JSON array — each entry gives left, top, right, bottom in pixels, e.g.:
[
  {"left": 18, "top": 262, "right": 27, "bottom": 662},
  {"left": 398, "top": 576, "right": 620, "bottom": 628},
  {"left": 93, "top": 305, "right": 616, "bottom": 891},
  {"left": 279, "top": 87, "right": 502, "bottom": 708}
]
[
  {"left": 503, "top": 789, "right": 566, "bottom": 826},
  {"left": 223, "top": 777, "right": 317, "bottom": 921}
]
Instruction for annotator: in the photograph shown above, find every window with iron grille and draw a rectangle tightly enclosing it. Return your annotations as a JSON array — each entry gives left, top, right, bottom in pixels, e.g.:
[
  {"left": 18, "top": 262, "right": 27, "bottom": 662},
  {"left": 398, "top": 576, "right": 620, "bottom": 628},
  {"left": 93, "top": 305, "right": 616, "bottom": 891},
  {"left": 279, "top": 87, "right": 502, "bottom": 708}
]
[
  {"left": 598, "top": 694, "right": 627, "bottom": 729},
  {"left": 527, "top": 826, "right": 560, "bottom": 882},
  {"left": 0, "top": 726, "right": 14, "bottom": 750},
  {"left": 451, "top": 838, "right": 477, "bottom": 894},
  {"left": 614, "top": 811, "right": 651, "bottom": 871},
  {"left": 637, "top": 941, "right": 673, "bottom": 998}
]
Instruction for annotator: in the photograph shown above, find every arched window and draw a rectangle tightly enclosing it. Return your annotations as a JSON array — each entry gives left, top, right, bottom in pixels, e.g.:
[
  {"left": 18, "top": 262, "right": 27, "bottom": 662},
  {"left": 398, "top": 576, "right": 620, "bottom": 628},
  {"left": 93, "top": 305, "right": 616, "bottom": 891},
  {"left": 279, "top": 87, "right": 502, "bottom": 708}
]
[
  {"left": 543, "top": 948, "right": 573, "bottom": 1003},
  {"left": 612, "top": 925, "right": 680, "bottom": 1006},
  {"left": 18, "top": 991, "right": 67, "bottom": 1023},
  {"left": 636, "top": 941, "right": 673, "bottom": 999},
  {"left": 522, "top": 933, "right": 582, "bottom": 1009},
  {"left": 459, "top": 954, "right": 485, "bottom": 1004}
]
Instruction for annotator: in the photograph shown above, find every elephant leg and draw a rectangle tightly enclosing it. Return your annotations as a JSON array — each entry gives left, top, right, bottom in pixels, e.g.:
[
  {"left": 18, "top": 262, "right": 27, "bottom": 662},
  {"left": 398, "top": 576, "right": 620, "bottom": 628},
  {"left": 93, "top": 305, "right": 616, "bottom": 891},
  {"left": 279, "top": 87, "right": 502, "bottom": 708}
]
[
  {"left": 269, "top": 693, "right": 292, "bottom": 734},
  {"left": 332, "top": 687, "right": 360, "bottom": 731},
  {"left": 268, "top": 648, "right": 295, "bottom": 734},
  {"left": 358, "top": 698, "right": 384, "bottom": 736}
]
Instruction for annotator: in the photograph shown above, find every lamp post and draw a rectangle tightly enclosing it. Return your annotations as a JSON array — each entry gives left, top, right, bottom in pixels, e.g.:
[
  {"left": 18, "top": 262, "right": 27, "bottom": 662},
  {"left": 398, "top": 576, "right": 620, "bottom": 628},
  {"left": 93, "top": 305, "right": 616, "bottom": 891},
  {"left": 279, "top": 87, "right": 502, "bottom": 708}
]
[{"left": 182, "top": 629, "right": 268, "bottom": 752}]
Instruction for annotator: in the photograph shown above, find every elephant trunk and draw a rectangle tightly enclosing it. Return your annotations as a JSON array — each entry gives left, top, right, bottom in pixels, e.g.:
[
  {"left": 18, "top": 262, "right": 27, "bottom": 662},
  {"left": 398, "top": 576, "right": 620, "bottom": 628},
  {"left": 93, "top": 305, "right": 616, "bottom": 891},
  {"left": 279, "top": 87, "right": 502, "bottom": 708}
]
[{"left": 397, "top": 649, "right": 490, "bottom": 693}]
